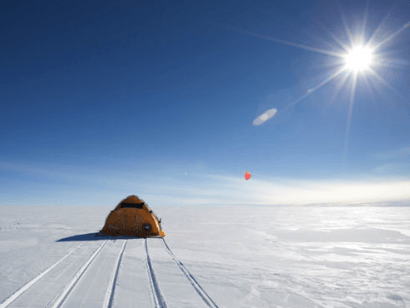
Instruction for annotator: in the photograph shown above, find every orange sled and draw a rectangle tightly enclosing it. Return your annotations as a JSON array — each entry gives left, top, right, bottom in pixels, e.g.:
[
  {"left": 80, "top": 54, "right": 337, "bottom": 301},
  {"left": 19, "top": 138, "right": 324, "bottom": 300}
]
[{"left": 99, "top": 195, "right": 165, "bottom": 237}]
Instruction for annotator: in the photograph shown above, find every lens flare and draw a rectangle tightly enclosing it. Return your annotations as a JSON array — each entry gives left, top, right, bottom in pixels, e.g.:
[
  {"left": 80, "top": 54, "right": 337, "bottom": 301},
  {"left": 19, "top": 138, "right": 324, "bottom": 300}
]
[{"left": 252, "top": 108, "right": 277, "bottom": 126}]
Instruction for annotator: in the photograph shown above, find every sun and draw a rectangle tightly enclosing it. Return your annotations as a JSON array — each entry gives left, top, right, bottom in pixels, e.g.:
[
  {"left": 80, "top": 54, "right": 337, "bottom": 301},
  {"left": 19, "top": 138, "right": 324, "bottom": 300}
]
[
  {"left": 343, "top": 45, "right": 374, "bottom": 73},
  {"left": 244, "top": 4, "right": 409, "bottom": 163}
]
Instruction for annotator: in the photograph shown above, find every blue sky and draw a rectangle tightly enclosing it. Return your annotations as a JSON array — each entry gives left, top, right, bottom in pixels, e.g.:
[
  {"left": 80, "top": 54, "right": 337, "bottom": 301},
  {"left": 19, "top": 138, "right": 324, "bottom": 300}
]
[{"left": 1, "top": 0, "right": 410, "bottom": 207}]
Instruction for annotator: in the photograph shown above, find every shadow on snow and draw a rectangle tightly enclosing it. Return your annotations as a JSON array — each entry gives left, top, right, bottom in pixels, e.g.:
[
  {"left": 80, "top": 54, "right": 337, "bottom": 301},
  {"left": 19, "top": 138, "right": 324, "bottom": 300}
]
[{"left": 56, "top": 232, "right": 161, "bottom": 242}]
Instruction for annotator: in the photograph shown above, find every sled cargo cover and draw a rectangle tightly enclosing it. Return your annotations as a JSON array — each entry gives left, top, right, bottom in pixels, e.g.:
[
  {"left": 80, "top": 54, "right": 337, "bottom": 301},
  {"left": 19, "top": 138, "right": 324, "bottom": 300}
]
[{"left": 100, "top": 195, "right": 165, "bottom": 237}]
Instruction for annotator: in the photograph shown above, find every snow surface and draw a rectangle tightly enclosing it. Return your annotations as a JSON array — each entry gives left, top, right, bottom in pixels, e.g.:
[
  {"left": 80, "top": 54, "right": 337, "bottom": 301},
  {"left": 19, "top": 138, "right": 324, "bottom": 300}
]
[{"left": 0, "top": 205, "right": 409, "bottom": 308}]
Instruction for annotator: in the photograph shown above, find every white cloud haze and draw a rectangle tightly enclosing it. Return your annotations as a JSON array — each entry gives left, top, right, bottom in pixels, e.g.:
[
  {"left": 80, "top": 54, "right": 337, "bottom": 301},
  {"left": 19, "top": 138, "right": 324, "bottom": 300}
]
[{"left": 1, "top": 161, "right": 409, "bottom": 207}]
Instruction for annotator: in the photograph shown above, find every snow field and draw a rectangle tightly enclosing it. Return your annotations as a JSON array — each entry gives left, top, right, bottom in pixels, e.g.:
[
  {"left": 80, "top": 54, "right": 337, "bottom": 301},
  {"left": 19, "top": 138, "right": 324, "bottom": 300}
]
[{"left": 1, "top": 205, "right": 410, "bottom": 307}]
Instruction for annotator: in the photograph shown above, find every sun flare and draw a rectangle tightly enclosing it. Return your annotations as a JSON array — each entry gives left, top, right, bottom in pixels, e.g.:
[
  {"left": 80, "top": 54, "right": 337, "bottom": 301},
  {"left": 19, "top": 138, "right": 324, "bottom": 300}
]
[
  {"left": 343, "top": 46, "right": 374, "bottom": 73},
  {"left": 245, "top": 5, "right": 410, "bottom": 162}
]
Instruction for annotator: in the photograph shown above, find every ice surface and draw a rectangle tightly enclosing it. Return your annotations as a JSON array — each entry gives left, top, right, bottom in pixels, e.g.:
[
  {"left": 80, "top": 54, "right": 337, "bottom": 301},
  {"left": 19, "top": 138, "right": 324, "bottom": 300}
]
[{"left": 0, "top": 205, "right": 409, "bottom": 307}]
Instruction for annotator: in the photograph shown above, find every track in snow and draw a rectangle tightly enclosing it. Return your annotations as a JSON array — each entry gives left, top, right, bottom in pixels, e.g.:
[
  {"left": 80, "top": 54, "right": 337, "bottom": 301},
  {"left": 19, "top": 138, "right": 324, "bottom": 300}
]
[
  {"left": 0, "top": 241, "right": 111, "bottom": 308},
  {"left": 161, "top": 238, "right": 220, "bottom": 308},
  {"left": 103, "top": 240, "right": 127, "bottom": 308},
  {"left": 144, "top": 238, "right": 168, "bottom": 308},
  {"left": 1, "top": 237, "right": 218, "bottom": 308},
  {"left": 50, "top": 240, "right": 108, "bottom": 308},
  {"left": 0, "top": 243, "right": 85, "bottom": 308}
]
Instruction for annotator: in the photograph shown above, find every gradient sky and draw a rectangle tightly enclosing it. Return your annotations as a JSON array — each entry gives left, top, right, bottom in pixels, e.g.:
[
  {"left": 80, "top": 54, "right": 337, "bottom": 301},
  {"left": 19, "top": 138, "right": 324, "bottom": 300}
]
[{"left": 1, "top": 0, "right": 410, "bottom": 207}]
